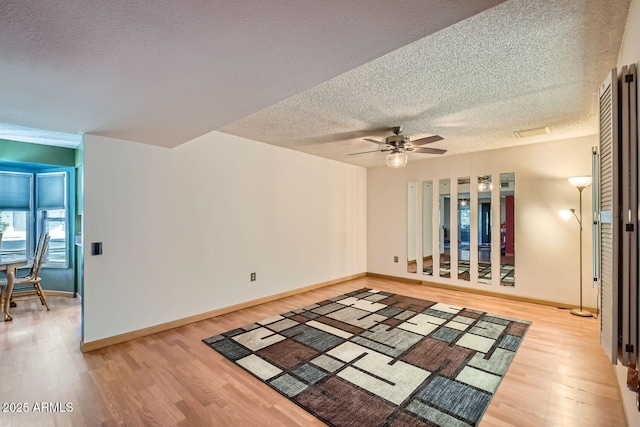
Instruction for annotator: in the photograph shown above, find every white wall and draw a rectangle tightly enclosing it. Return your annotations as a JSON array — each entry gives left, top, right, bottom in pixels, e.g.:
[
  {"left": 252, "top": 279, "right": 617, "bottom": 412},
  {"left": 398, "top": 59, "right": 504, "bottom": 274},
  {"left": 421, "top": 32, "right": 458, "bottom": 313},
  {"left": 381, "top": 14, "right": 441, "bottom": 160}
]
[
  {"left": 368, "top": 135, "right": 596, "bottom": 306},
  {"left": 83, "top": 136, "right": 177, "bottom": 343},
  {"left": 618, "top": 0, "right": 640, "bottom": 67},
  {"left": 615, "top": 1, "right": 640, "bottom": 424},
  {"left": 82, "top": 132, "right": 367, "bottom": 343}
]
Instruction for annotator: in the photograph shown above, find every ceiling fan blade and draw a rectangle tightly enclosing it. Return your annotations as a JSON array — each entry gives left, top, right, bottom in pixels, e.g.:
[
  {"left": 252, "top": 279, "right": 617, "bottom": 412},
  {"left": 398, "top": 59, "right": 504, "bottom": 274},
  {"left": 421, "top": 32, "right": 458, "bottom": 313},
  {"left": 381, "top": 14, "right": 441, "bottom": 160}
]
[
  {"left": 347, "top": 149, "right": 390, "bottom": 156},
  {"left": 288, "top": 127, "right": 393, "bottom": 146},
  {"left": 364, "top": 138, "right": 388, "bottom": 145},
  {"left": 411, "top": 147, "right": 447, "bottom": 155},
  {"left": 407, "top": 135, "right": 443, "bottom": 147}
]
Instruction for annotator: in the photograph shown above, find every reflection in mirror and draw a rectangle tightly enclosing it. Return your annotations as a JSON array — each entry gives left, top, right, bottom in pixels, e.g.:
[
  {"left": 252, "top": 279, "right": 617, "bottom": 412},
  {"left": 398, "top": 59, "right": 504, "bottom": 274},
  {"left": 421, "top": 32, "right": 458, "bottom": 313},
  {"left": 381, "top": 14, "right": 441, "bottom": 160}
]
[
  {"left": 478, "top": 175, "right": 492, "bottom": 284},
  {"left": 500, "top": 173, "right": 516, "bottom": 286},
  {"left": 408, "top": 182, "right": 417, "bottom": 273},
  {"left": 457, "top": 177, "right": 471, "bottom": 281},
  {"left": 422, "top": 181, "right": 434, "bottom": 275},
  {"left": 438, "top": 179, "right": 451, "bottom": 277}
]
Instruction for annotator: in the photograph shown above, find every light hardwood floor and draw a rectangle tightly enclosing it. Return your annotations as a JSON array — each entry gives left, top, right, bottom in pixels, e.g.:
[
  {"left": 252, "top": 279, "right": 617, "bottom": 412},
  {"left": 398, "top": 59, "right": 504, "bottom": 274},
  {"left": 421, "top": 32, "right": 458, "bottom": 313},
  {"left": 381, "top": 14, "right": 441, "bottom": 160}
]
[{"left": 0, "top": 277, "right": 627, "bottom": 426}]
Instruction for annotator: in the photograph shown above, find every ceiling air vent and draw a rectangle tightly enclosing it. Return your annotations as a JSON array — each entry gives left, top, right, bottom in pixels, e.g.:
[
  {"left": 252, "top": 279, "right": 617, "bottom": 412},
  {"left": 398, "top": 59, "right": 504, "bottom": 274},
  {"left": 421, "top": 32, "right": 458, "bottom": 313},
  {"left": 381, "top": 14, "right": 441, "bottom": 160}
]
[{"left": 514, "top": 126, "right": 550, "bottom": 138}]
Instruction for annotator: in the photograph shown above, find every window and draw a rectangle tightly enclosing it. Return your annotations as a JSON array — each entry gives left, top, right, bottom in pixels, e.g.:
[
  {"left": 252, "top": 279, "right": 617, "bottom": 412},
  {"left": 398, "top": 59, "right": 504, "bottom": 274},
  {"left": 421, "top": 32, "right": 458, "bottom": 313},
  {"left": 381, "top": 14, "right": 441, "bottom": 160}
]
[
  {"left": 0, "top": 171, "right": 33, "bottom": 261},
  {"left": 0, "top": 169, "right": 69, "bottom": 267},
  {"left": 36, "top": 172, "right": 67, "bottom": 267},
  {"left": 40, "top": 209, "right": 67, "bottom": 265},
  {"left": 0, "top": 210, "right": 30, "bottom": 261}
]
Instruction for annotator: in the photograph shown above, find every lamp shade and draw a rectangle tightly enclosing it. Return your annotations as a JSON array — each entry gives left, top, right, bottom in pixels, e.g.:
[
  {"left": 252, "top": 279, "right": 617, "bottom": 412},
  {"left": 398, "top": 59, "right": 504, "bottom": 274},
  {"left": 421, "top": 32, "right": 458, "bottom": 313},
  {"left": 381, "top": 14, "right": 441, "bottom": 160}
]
[
  {"left": 568, "top": 176, "right": 592, "bottom": 188},
  {"left": 559, "top": 209, "right": 574, "bottom": 220},
  {"left": 386, "top": 152, "right": 408, "bottom": 168}
]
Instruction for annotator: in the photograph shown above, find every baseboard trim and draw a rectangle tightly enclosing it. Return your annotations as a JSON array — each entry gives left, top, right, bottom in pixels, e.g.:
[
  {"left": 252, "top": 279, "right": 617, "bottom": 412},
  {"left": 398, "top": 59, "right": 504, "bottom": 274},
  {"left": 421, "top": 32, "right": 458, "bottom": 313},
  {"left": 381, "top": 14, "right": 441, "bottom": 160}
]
[
  {"left": 366, "top": 272, "right": 422, "bottom": 284},
  {"left": 420, "top": 280, "right": 598, "bottom": 313},
  {"left": 80, "top": 271, "right": 597, "bottom": 353},
  {"left": 80, "top": 272, "right": 366, "bottom": 353},
  {"left": 44, "top": 290, "right": 77, "bottom": 298}
]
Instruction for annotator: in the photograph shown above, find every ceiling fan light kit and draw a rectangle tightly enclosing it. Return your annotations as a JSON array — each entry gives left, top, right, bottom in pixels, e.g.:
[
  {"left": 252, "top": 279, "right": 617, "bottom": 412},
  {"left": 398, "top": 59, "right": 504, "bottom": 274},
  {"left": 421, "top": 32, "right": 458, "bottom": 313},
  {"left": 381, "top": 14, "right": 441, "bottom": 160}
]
[
  {"left": 349, "top": 126, "right": 447, "bottom": 168},
  {"left": 386, "top": 151, "right": 408, "bottom": 168},
  {"left": 478, "top": 175, "right": 493, "bottom": 191}
]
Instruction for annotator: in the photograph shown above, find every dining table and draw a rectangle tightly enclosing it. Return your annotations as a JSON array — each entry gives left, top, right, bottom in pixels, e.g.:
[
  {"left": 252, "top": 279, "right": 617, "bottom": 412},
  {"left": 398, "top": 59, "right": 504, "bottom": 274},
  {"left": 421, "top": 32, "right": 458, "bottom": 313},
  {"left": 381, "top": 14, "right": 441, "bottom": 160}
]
[{"left": 0, "top": 257, "right": 29, "bottom": 321}]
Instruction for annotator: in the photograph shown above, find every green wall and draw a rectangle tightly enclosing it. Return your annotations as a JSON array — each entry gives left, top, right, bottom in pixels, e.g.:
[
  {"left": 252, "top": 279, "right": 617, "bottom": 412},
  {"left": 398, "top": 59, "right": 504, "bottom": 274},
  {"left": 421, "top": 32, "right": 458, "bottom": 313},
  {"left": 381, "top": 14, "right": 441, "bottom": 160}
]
[{"left": 0, "top": 138, "right": 76, "bottom": 166}]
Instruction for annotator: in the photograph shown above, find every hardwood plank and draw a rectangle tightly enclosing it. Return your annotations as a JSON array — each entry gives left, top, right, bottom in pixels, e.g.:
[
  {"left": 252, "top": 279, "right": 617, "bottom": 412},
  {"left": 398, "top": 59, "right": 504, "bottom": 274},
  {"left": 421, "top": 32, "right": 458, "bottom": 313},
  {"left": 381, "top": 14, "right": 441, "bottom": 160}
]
[{"left": 0, "top": 278, "right": 628, "bottom": 426}]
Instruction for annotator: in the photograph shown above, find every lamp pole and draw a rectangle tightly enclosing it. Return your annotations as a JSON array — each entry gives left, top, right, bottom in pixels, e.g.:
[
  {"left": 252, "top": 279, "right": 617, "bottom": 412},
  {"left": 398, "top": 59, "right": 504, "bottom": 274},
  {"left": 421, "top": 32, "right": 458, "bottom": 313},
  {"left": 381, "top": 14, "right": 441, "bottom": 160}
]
[{"left": 571, "top": 185, "right": 592, "bottom": 317}]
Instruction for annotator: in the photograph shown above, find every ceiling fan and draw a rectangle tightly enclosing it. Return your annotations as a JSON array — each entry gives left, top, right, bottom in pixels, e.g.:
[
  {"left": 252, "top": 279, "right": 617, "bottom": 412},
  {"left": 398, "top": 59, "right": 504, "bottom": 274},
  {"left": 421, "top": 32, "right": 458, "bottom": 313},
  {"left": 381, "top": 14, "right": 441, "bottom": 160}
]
[{"left": 348, "top": 126, "right": 446, "bottom": 168}]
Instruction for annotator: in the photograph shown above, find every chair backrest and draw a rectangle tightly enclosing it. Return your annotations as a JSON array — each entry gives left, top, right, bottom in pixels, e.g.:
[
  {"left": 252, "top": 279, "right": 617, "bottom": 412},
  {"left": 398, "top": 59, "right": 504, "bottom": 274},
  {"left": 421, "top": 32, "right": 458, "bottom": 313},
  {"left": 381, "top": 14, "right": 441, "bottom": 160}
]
[
  {"left": 31, "top": 234, "right": 50, "bottom": 279},
  {"left": 25, "top": 233, "right": 46, "bottom": 277}
]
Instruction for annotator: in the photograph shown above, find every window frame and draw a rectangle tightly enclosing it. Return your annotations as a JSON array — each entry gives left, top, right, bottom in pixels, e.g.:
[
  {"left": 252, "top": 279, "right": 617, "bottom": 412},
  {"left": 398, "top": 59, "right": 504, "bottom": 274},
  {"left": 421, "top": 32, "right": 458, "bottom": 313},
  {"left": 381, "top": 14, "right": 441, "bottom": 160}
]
[{"left": 0, "top": 165, "right": 72, "bottom": 269}]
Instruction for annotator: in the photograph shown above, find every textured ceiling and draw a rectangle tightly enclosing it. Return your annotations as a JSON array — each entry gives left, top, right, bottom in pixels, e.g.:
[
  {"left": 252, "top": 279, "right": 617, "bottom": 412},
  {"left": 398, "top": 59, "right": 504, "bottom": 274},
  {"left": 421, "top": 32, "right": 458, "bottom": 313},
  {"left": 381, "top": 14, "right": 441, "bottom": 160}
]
[
  {"left": 0, "top": 0, "right": 630, "bottom": 168},
  {"left": 222, "top": 0, "right": 630, "bottom": 167},
  {"left": 0, "top": 0, "right": 504, "bottom": 149}
]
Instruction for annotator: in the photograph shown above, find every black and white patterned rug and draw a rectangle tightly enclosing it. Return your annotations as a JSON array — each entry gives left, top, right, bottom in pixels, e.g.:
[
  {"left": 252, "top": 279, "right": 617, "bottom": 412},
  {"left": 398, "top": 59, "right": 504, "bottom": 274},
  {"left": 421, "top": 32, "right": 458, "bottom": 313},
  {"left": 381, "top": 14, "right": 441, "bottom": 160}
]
[{"left": 203, "top": 288, "right": 530, "bottom": 426}]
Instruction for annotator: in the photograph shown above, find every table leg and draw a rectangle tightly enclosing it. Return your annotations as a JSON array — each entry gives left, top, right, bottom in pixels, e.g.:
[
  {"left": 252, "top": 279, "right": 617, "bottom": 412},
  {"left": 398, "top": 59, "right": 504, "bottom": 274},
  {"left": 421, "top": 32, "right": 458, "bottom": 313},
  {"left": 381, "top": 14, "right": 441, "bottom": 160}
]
[{"left": 3, "top": 267, "right": 15, "bottom": 321}]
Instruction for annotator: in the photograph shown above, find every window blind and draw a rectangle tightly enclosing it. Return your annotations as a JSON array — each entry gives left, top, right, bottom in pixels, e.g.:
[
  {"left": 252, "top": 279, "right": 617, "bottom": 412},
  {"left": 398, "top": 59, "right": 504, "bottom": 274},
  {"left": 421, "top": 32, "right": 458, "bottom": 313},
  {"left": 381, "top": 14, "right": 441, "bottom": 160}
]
[
  {"left": 36, "top": 172, "right": 66, "bottom": 210},
  {"left": 0, "top": 171, "right": 32, "bottom": 210}
]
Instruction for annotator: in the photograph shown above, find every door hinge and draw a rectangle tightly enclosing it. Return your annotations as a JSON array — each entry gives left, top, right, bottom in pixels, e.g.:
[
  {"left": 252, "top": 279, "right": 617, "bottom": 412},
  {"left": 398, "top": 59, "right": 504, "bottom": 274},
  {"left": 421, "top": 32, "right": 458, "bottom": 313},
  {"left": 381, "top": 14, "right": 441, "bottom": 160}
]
[
  {"left": 625, "top": 73, "right": 634, "bottom": 83},
  {"left": 625, "top": 344, "right": 634, "bottom": 353},
  {"left": 626, "top": 223, "right": 635, "bottom": 232}
]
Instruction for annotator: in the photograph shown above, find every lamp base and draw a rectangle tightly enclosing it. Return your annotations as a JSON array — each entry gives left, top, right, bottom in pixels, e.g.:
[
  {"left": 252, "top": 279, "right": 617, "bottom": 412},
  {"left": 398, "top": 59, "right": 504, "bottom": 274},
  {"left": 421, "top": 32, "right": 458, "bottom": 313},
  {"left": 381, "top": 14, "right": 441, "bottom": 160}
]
[{"left": 570, "top": 308, "right": 593, "bottom": 317}]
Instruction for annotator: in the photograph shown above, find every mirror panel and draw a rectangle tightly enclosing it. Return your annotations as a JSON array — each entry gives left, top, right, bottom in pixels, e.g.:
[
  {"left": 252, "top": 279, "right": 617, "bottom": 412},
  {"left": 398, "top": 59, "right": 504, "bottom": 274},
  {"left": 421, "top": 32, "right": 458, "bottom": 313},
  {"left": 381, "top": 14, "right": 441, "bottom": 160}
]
[
  {"left": 457, "top": 177, "right": 471, "bottom": 281},
  {"left": 478, "top": 175, "right": 492, "bottom": 284},
  {"left": 500, "top": 173, "right": 516, "bottom": 286},
  {"left": 438, "top": 179, "right": 451, "bottom": 277},
  {"left": 408, "top": 182, "right": 417, "bottom": 273},
  {"left": 422, "top": 181, "right": 434, "bottom": 276}
]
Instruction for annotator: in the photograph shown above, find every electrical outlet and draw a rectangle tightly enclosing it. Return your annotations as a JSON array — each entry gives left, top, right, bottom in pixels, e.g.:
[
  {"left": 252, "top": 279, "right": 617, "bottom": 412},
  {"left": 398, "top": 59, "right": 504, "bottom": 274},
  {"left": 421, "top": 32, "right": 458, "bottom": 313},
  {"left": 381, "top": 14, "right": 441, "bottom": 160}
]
[
  {"left": 250, "top": 272, "right": 256, "bottom": 281},
  {"left": 394, "top": 256, "right": 398, "bottom": 263}
]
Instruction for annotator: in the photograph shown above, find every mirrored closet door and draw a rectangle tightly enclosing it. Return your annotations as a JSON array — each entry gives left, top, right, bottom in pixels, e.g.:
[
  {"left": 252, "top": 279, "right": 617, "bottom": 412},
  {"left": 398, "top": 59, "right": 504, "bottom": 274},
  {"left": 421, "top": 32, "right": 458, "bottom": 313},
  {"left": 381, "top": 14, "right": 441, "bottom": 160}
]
[
  {"left": 457, "top": 177, "right": 471, "bottom": 281},
  {"left": 417, "top": 172, "right": 516, "bottom": 286},
  {"left": 408, "top": 182, "right": 417, "bottom": 273},
  {"left": 422, "top": 181, "right": 434, "bottom": 276},
  {"left": 499, "top": 173, "right": 516, "bottom": 286},
  {"left": 438, "top": 179, "right": 451, "bottom": 277},
  {"left": 477, "top": 175, "right": 492, "bottom": 284}
]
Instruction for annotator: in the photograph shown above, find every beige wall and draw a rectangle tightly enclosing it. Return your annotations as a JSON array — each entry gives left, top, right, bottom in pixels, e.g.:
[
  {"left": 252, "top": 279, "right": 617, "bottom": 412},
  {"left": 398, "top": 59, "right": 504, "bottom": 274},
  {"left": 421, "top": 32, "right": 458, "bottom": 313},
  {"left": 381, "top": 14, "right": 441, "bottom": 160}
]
[
  {"left": 82, "top": 131, "right": 367, "bottom": 343},
  {"left": 618, "top": 0, "right": 640, "bottom": 67},
  {"left": 368, "top": 135, "right": 596, "bottom": 306}
]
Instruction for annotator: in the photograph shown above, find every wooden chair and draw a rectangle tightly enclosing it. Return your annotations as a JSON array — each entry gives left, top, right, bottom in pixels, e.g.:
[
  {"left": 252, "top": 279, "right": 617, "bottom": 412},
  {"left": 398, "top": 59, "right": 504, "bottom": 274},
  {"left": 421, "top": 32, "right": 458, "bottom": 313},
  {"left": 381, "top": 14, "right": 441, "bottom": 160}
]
[
  {"left": 0, "top": 282, "right": 5, "bottom": 309},
  {"left": 8, "top": 233, "right": 51, "bottom": 310},
  {"left": 1, "top": 233, "right": 46, "bottom": 308},
  {"left": 18, "top": 232, "right": 47, "bottom": 281}
]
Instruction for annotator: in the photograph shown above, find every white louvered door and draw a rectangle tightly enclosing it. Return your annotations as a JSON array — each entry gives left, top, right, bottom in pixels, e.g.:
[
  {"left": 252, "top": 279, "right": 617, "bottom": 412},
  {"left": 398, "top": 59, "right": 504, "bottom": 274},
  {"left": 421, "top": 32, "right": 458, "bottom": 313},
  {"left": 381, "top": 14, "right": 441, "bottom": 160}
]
[{"left": 599, "top": 64, "right": 639, "bottom": 367}]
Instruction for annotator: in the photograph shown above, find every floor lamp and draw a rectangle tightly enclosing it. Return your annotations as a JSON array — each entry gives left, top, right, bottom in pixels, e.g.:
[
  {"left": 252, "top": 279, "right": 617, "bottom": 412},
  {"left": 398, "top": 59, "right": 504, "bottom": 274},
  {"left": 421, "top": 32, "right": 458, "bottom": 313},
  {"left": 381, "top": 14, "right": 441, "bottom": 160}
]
[{"left": 559, "top": 176, "right": 593, "bottom": 317}]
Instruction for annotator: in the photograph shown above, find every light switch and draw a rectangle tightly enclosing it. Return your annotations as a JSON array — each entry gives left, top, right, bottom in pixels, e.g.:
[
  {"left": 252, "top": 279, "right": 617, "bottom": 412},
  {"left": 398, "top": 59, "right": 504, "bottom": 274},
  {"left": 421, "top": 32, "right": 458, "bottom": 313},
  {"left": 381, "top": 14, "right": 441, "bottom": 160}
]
[{"left": 91, "top": 242, "right": 103, "bottom": 255}]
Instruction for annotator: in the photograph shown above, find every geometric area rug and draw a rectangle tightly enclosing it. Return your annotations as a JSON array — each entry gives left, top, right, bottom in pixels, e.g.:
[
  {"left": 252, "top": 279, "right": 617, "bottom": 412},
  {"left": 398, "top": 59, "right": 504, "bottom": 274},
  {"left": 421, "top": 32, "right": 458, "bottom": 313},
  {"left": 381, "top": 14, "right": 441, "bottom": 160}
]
[{"left": 203, "top": 288, "right": 531, "bottom": 427}]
